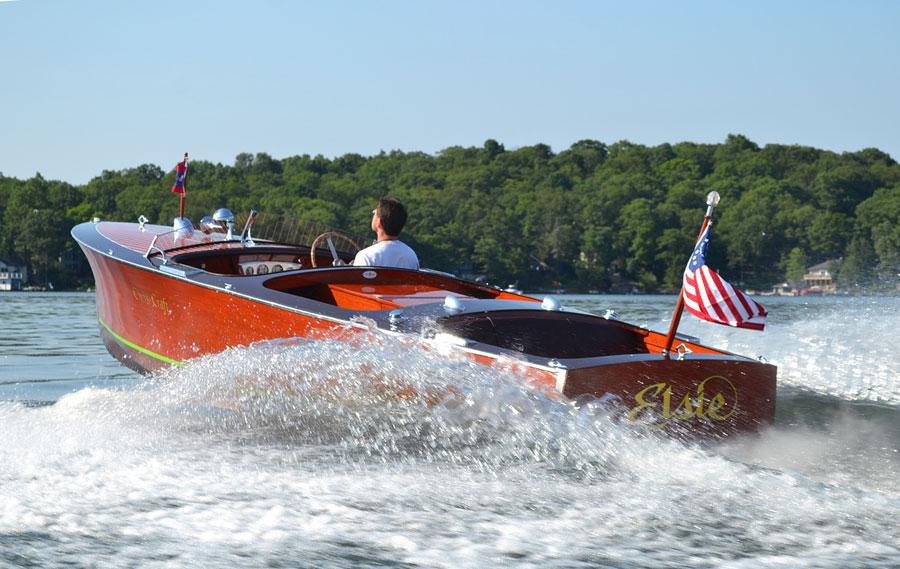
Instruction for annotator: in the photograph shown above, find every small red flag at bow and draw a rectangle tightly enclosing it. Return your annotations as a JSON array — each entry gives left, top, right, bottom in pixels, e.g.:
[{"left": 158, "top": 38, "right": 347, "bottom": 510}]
[{"left": 171, "top": 153, "right": 188, "bottom": 194}]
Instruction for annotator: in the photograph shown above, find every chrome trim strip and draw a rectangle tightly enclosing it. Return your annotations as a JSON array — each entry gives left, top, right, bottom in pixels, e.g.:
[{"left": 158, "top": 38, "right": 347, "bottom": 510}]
[{"left": 555, "top": 369, "right": 567, "bottom": 393}]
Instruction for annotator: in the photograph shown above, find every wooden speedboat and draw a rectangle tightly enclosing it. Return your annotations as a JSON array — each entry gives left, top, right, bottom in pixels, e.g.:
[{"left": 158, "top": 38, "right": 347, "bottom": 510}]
[{"left": 72, "top": 211, "right": 776, "bottom": 436}]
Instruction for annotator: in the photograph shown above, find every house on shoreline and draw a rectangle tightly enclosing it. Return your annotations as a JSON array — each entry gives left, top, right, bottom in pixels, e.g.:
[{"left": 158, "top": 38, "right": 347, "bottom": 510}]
[
  {"left": 758, "top": 260, "right": 840, "bottom": 296},
  {"left": 0, "top": 260, "right": 27, "bottom": 291},
  {"left": 802, "top": 260, "right": 837, "bottom": 294}
]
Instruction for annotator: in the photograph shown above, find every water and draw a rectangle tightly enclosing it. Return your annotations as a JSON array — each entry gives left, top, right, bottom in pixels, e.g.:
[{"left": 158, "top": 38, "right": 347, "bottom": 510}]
[{"left": 1, "top": 292, "right": 898, "bottom": 568}]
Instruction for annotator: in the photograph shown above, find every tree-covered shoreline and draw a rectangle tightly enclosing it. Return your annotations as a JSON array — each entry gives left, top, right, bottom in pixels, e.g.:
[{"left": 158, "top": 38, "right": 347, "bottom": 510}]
[{"left": 1, "top": 135, "right": 898, "bottom": 292}]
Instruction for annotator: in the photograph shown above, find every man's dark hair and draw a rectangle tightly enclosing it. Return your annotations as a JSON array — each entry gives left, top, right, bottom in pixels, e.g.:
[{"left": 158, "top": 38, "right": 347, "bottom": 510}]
[{"left": 376, "top": 197, "right": 408, "bottom": 236}]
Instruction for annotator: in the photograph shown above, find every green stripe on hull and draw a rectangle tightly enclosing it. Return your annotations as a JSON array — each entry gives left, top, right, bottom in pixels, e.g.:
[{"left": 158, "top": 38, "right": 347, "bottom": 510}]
[{"left": 98, "top": 317, "right": 184, "bottom": 367}]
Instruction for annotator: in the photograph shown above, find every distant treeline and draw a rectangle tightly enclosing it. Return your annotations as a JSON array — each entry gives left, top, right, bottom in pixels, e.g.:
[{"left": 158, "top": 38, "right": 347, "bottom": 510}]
[{"left": 1, "top": 134, "right": 898, "bottom": 292}]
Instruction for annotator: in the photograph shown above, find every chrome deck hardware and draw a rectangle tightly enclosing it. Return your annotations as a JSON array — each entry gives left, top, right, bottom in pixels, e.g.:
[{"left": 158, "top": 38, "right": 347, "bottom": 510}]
[
  {"left": 199, "top": 216, "right": 217, "bottom": 232},
  {"left": 674, "top": 343, "right": 692, "bottom": 361},
  {"left": 388, "top": 309, "right": 409, "bottom": 331},
  {"left": 144, "top": 235, "right": 168, "bottom": 265},
  {"left": 443, "top": 295, "right": 464, "bottom": 314},
  {"left": 541, "top": 296, "right": 561, "bottom": 311},
  {"left": 173, "top": 217, "right": 193, "bottom": 235},
  {"left": 213, "top": 208, "right": 236, "bottom": 240},
  {"left": 240, "top": 209, "right": 258, "bottom": 245}
]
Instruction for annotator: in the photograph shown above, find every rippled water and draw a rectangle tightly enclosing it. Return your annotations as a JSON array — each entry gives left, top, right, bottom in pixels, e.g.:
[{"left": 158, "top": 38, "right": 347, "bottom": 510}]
[{"left": 1, "top": 292, "right": 898, "bottom": 568}]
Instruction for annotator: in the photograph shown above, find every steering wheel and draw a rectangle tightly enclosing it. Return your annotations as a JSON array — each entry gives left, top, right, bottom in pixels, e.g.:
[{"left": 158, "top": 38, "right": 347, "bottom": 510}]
[{"left": 310, "top": 231, "right": 362, "bottom": 267}]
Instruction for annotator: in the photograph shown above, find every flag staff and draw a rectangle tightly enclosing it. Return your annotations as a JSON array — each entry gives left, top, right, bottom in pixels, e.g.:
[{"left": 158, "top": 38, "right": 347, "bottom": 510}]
[
  {"left": 179, "top": 152, "right": 188, "bottom": 219},
  {"left": 662, "top": 190, "right": 720, "bottom": 359}
]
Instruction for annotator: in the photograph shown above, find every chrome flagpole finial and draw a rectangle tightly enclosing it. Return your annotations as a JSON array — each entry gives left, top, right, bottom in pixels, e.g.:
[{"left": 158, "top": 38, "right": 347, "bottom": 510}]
[{"left": 705, "top": 191, "right": 720, "bottom": 217}]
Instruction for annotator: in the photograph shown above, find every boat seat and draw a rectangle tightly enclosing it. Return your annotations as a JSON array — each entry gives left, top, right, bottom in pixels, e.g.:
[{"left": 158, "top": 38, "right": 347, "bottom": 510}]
[
  {"left": 374, "top": 292, "right": 472, "bottom": 308},
  {"left": 279, "top": 283, "right": 400, "bottom": 311}
]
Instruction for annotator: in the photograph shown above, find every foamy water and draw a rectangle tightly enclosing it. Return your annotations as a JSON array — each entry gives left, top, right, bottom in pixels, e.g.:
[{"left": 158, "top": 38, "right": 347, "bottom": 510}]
[{"left": 1, "top": 293, "right": 898, "bottom": 568}]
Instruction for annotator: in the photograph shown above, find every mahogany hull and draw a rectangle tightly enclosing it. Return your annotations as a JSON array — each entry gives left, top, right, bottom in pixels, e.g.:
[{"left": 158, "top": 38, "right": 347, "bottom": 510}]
[{"left": 74, "top": 220, "right": 776, "bottom": 436}]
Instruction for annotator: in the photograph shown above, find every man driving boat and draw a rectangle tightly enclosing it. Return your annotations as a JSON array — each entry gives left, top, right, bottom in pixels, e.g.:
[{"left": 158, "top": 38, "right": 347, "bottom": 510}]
[{"left": 353, "top": 197, "right": 420, "bottom": 269}]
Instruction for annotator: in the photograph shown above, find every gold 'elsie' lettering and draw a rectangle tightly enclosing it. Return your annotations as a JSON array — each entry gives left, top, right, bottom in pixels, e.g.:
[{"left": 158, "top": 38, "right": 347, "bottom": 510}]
[{"left": 628, "top": 375, "right": 738, "bottom": 424}]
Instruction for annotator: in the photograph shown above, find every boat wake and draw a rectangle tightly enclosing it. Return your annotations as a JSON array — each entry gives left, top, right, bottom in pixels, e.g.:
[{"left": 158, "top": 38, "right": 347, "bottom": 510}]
[
  {"left": 101, "top": 332, "right": 657, "bottom": 476},
  {"left": 771, "top": 308, "right": 900, "bottom": 406},
  {"left": 668, "top": 297, "right": 900, "bottom": 407},
  {"left": 2, "top": 321, "right": 899, "bottom": 567}
]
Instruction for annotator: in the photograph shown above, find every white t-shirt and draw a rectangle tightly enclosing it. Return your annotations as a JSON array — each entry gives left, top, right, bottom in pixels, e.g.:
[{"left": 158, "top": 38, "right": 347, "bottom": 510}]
[{"left": 353, "top": 239, "right": 419, "bottom": 270}]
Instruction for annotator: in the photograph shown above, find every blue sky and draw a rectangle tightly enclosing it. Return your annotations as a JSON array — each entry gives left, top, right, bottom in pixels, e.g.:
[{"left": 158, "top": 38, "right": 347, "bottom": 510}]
[{"left": 1, "top": 0, "right": 898, "bottom": 183}]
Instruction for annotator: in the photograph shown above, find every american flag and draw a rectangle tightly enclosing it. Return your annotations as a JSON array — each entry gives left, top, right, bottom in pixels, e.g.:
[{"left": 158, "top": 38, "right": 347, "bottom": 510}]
[{"left": 683, "top": 223, "right": 767, "bottom": 331}]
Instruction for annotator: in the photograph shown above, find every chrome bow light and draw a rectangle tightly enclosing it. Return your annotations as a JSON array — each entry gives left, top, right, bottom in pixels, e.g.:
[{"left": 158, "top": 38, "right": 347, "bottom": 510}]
[
  {"left": 443, "top": 295, "right": 464, "bottom": 314},
  {"left": 213, "top": 208, "right": 236, "bottom": 240},
  {"left": 541, "top": 296, "right": 561, "bottom": 311},
  {"left": 199, "top": 215, "right": 218, "bottom": 233},
  {"left": 173, "top": 216, "right": 193, "bottom": 235}
]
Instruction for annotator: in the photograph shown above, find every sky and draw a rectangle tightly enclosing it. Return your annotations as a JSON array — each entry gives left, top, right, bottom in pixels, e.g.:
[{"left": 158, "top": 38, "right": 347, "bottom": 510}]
[{"left": 1, "top": 0, "right": 898, "bottom": 184}]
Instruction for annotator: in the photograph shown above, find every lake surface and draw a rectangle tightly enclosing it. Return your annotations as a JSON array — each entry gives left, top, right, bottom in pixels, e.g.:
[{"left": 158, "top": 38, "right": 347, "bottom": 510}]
[{"left": 1, "top": 292, "right": 898, "bottom": 568}]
